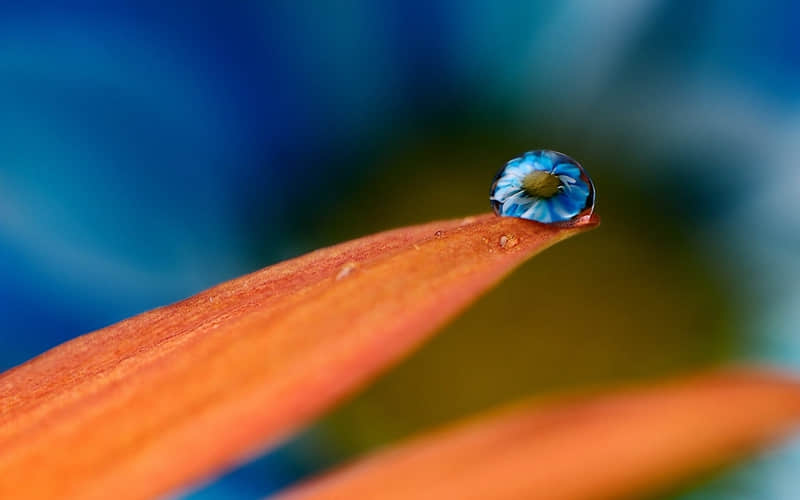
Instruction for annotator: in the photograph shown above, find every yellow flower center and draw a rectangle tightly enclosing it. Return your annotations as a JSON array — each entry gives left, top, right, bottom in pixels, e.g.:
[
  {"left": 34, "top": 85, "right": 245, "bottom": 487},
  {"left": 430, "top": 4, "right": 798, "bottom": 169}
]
[{"left": 521, "top": 170, "right": 561, "bottom": 198}]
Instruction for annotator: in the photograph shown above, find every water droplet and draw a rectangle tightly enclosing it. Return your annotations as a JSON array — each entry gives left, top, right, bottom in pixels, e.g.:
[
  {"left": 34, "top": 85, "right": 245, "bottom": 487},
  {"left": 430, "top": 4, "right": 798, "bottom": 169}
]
[
  {"left": 434, "top": 230, "right": 444, "bottom": 238},
  {"left": 336, "top": 262, "right": 358, "bottom": 280},
  {"left": 499, "top": 234, "right": 518, "bottom": 249},
  {"left": 489, "top": 150, "right": 595, "bottom": 224}
]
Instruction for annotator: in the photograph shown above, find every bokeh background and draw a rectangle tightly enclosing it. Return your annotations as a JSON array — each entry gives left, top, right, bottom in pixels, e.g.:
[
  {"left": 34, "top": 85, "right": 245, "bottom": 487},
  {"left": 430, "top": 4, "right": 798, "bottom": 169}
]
[{"left": 2, "top": 2, "right": 799, "bottom": 499}]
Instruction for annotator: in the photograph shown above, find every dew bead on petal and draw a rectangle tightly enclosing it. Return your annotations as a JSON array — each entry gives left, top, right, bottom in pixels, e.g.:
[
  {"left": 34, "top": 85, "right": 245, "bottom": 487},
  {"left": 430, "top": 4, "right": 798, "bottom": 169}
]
[{"left": 489, "top": 150, "right": 595, "bottom": 224}]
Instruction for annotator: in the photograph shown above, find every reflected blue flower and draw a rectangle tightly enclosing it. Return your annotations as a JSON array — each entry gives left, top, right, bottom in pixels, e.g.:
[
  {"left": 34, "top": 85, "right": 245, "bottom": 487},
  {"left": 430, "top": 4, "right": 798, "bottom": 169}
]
[{"left": 490, "top": 150, "right": 595, "bottom": 223}]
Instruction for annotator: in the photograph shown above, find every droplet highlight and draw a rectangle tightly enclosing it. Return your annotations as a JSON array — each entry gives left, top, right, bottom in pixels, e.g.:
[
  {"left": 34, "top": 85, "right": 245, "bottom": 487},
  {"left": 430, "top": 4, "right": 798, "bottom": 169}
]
[
  {"left": 490, "top": 150, "right": 595, "bottom": 224},
  {"left": 336, "top": 262, "right": 358, "bottom": 280},
  {"left": 499, "top": 234, "right": 518, "bottom": 249}
]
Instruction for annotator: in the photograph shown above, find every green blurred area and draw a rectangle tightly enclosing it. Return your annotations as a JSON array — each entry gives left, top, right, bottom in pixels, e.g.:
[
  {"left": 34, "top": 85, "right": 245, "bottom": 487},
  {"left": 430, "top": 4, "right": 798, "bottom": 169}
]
[{"left": 298, "top": 118, "right": 744, "bottom": 462}]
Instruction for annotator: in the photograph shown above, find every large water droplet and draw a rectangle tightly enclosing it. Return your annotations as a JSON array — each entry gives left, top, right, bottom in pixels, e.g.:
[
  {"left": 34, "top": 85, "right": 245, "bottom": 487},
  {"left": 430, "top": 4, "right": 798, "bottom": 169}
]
[{"left": 490, "top": 150, "right": 595, "bottom": 224}]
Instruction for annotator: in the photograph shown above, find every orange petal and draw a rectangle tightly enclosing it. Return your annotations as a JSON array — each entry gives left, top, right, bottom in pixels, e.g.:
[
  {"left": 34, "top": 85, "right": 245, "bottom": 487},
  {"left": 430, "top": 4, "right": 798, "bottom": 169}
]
[
  {"left": 0, "top": 213, "right": 597, "bottom": 500},
  {"left": 275, "top": 369, "right": 800, "bottom": 500}
]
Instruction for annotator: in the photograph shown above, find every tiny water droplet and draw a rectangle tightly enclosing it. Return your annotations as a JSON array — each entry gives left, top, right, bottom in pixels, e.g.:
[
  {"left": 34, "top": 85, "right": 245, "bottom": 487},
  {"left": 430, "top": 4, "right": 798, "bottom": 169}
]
[
  {"left": 434, "top": 230, "right": 444, "bottom": 238},
  {"left": 490, "top": 150, "right": 595, "bottom": 224},
  {"left": 499, "top": 234, "right": 519, "bottom": 249},
  {"left": 336, "top": 262, "right": 358, "bottom": 280}
]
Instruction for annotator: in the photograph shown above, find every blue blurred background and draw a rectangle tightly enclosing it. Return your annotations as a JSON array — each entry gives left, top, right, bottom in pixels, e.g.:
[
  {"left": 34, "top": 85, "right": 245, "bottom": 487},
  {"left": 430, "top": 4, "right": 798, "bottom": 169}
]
[{"left": 2, "top": 2, "right": 800, "bottom": 499}]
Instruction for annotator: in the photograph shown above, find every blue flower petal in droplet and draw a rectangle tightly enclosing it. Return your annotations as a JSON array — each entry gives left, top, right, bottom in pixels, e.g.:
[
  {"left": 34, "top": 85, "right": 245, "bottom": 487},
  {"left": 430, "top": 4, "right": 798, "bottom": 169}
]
[
  {"left": 490, "top": 150, "right": 595, "bottom": 224},
  {"left": 553, "top": 162, "right": 581, "bottom": 179}
]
